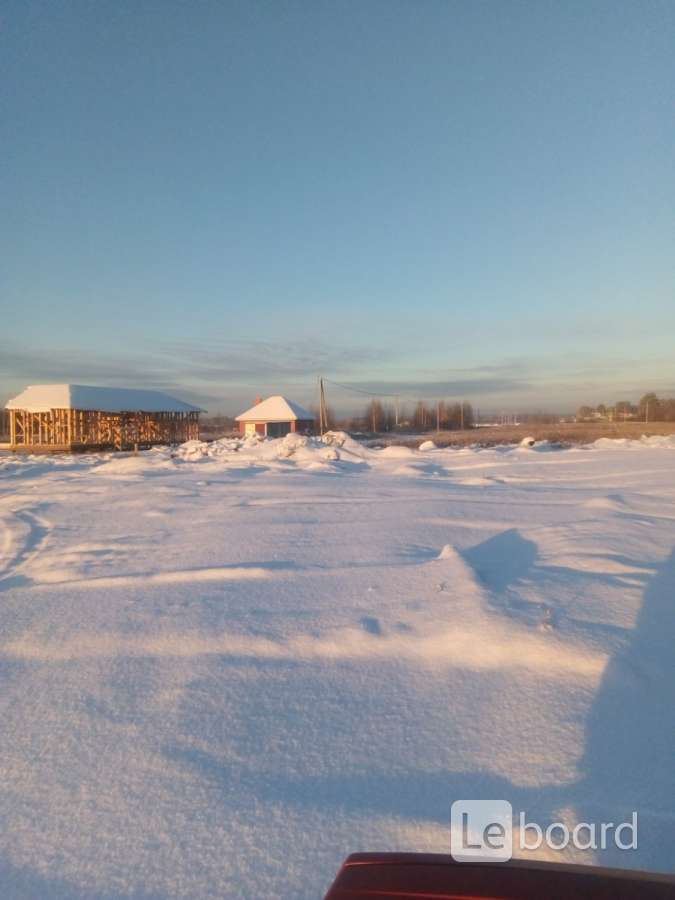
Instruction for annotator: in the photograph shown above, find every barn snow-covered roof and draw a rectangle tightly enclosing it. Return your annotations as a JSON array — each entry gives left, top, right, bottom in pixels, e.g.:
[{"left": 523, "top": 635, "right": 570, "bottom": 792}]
[
  {"left": 6, "top": 385, "right": 203, "bottom": 414},
  {"left": 235, "top": 395, "right": 313, "bottom": 422}
]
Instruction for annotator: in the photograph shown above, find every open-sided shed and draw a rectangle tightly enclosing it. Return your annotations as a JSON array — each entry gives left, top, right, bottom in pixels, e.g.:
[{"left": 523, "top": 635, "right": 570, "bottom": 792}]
[{"left": 5, "top": 384, "right": 202, "bottom": 451}]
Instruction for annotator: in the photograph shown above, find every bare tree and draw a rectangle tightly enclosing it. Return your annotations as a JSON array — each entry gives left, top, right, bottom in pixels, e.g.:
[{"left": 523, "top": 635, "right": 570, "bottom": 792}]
[
  {"left": 412, "top": 401, "right": 430, "bottom": 431},
  {"left": 363, "top": 400, "right": 386, "bottom": 433},
  {"left": 638, "top": 393, "right": 660, "bottom": 422}
]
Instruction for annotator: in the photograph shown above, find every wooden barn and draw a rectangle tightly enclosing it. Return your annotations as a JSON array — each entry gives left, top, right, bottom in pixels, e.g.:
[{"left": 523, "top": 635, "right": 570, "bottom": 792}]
[
  {"left": 235, "top": 395, "right": 314, "bottom": 437},
  {"left": 5, "top": 384, "right": 202, "bottom": 452}
]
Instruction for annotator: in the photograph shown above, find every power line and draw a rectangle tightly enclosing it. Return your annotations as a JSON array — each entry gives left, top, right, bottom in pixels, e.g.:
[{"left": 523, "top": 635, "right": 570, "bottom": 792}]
[
  {"left": 321, "top": 378, "right": 399, "bottom": 399},
  {"left": 320, "top": 377, "right": 401, "bottom": 432}
]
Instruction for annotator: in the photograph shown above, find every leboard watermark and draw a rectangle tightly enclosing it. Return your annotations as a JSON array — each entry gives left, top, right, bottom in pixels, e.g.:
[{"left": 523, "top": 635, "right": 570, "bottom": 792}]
[{"left": 450, "top": 800, "right": 638, "bottom": 862}]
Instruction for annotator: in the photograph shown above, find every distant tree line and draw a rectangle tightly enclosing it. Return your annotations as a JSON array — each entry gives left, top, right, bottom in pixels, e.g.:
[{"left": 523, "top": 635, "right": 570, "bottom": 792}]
[
  {"left": 199, "top": 414, "right": 236, "bottom": 438},
  {"left": 335, "top": 399, "right": 476, "bottom": 434},
  {"left": 576, "top": 393, "right": 675, "bottom": 422}
]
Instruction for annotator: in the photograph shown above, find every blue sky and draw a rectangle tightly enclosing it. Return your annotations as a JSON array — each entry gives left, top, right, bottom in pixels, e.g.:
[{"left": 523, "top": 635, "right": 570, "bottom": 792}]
[{"left": 2, "top": 0, "right": 674, "bottom": 414}]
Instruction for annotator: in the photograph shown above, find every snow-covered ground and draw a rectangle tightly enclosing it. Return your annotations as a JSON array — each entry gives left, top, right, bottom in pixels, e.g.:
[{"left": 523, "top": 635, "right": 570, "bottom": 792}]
[{"left": 1, "top": 433, "right": 674, "bottom": 898}]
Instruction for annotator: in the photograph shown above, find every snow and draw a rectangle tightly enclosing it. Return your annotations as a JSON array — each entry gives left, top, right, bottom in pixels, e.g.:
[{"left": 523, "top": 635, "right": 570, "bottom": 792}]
[
  {"left": 6, "top": 384, "right": 202, "bottom": 413},
  {"left": 235, "top": 395, "right": 313, "bottom": 422},
  {"left": 0, "top": 434, "right": 674, "bottom": 898},
  {"left": 419, "top": 440, "right": 437, "bottom": 451}
]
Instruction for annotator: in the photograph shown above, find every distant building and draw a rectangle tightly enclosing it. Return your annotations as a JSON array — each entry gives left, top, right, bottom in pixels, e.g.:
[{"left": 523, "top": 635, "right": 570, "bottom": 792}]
[
  {"left": 235, "top": 395, "right": 314, "bottom": 438},
  {"left": 5, "top": 384, "right": 203, "bottom": 451}
]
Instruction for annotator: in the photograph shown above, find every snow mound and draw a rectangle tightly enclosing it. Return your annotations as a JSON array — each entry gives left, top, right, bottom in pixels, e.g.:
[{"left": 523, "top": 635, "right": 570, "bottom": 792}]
[
  {"left": 323, "top": 431, "right": 373, "bottom": 460},
  {"left": 641, "top": 434, "right": 675, "bottom": 449},
  {"left": 319, "top": 430, "right": 346, "bottom": 446},
  {"left": 592, "top": 438, "right": 632, "bottom": 449},
  {"left": 269, "top": 433, "right": 309, "bottom": 459},
  {"left": 592, "top": 435, "right": 675, "bottom": 450},
  {"left": 519, "top": 436, "right": 536, "bottom": 448},
  {"left": 175, "top": 439, "right": 211, "bottom": 460},
  {"left": 419, "top": 440, "right": 437, "bottom": 451},
  {"left": 379, "top": 445, "right": 416, "bottom": 458},
  {"left": 157, "top": 432, "right": 361, "bottom": 473}
]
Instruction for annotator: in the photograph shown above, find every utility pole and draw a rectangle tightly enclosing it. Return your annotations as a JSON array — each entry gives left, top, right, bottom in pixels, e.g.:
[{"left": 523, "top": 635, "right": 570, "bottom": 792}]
[
  {"left": 436, "top": 401, "right": 440, "bottom": 433},
  {"left": 460, "top": 401, "right": 464, "bottom": 431},
  {"left": 319, "top": 377, "right": 327, "bottom": 437},
  {"left": 395, "top": 395, "right": 400, "bottom": 428}
]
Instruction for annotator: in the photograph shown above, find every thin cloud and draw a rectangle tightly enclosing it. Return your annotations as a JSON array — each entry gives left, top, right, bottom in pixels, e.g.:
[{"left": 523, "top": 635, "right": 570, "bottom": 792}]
[
  {"left": 337, "top": 378, "right": 535, "bottom": 398},
  {"left": 3, "top": 343, "right": 675, "bottom": 414}
]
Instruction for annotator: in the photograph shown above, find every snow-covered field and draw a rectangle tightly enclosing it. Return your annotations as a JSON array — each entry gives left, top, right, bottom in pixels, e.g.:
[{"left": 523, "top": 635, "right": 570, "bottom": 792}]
[{"left": 1, "top": 433, "right": 674, "bottom": 898}]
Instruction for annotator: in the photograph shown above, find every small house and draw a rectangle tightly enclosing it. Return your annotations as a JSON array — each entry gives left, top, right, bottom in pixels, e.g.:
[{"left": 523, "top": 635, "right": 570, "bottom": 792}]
[
  {"left": 235, "top": 395, "right": 314, "bottom": 437},
  {"left": 5, "top": 384, "right": 203, "bottom": 451}
]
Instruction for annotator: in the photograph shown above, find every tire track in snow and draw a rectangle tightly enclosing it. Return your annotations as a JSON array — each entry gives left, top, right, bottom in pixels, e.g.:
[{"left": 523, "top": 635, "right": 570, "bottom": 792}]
[{"left": 0, "top": 507, "right": 52, "bottom": 587}]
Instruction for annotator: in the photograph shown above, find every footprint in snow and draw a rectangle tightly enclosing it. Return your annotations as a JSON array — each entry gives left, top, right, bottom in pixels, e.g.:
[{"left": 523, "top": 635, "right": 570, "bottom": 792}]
[{"left": 360, "top": 616, "right": 383, "bottom": 636}]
